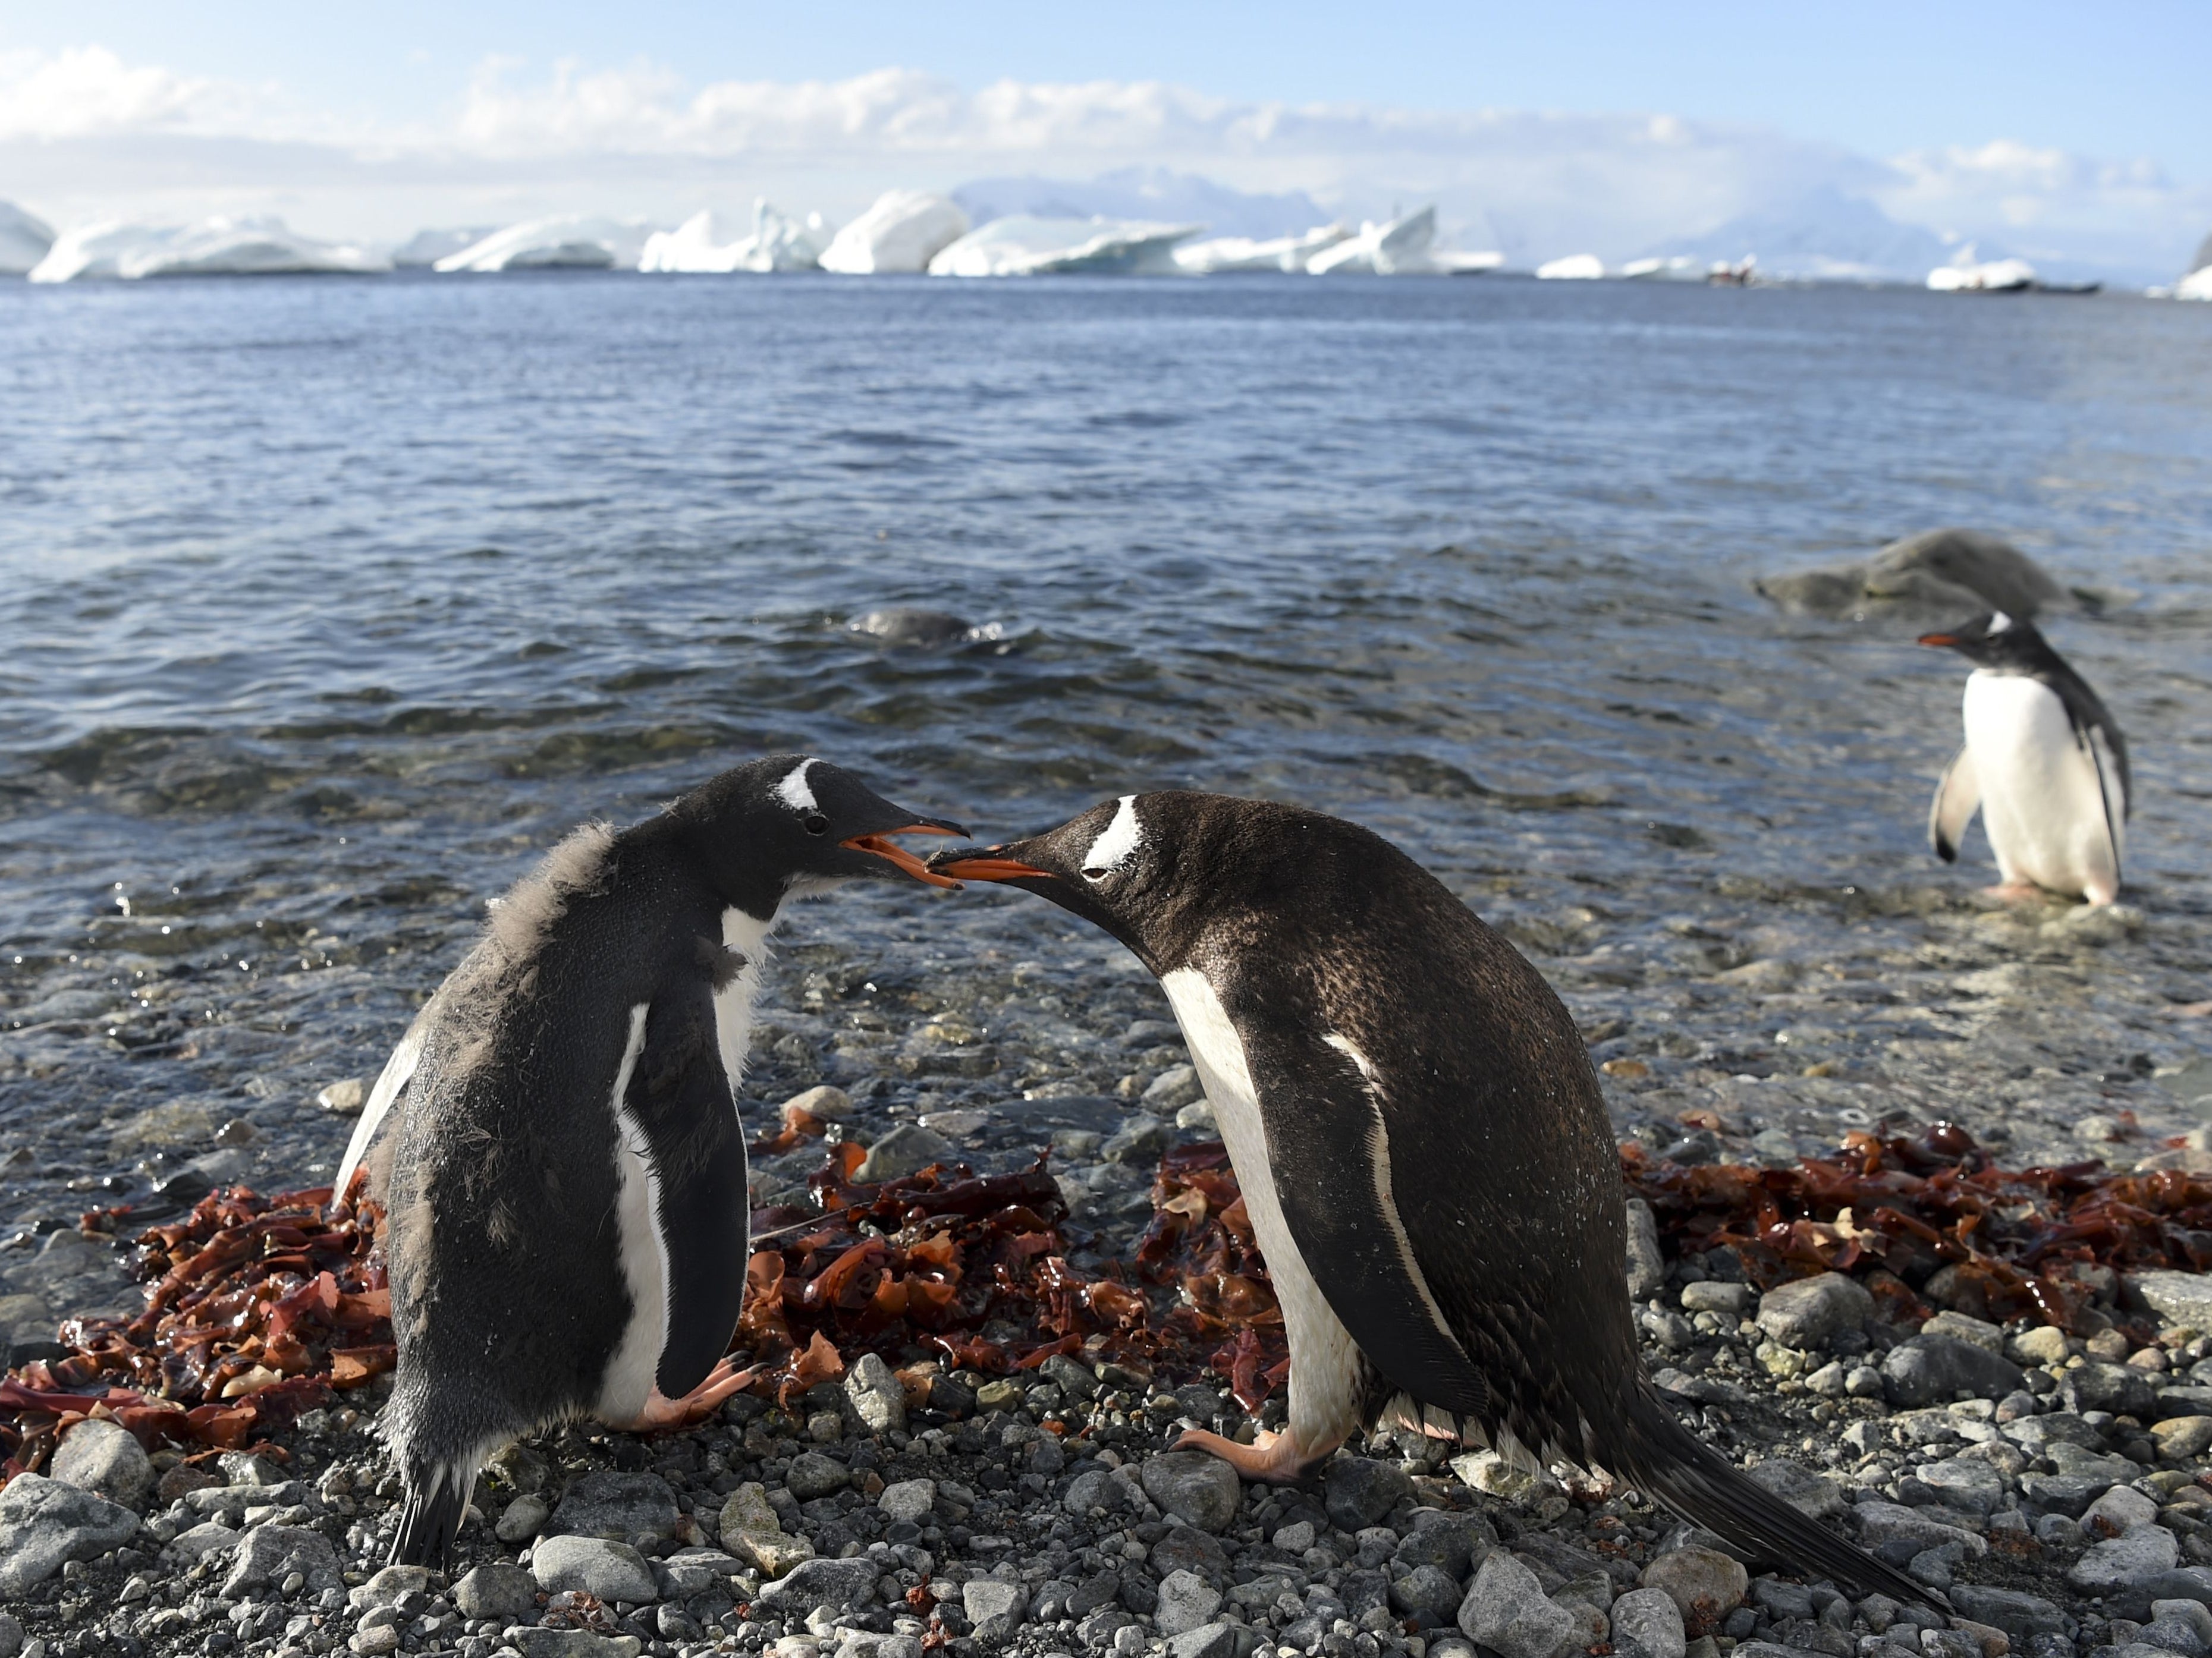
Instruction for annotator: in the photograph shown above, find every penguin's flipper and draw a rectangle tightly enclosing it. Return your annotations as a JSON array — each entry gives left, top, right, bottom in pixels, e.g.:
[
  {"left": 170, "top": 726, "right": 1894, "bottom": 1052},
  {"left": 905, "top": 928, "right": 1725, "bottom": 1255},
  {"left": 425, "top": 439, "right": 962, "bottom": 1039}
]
[
  {"left": 1239, "top": 1018, "right": 1490, "bottom": 1420},
  {"left": 2086, "top": 724, "right": 2128, "bottom": 869},
  {"left": 623, "top": 982, "right": 750, "bottom": 1400},
  {"left": 1927, "top": 745, "right": 1980, "bottom": 863},
  {"left": 334, "top": 1002, "right": 435, "bottom": 1199}
]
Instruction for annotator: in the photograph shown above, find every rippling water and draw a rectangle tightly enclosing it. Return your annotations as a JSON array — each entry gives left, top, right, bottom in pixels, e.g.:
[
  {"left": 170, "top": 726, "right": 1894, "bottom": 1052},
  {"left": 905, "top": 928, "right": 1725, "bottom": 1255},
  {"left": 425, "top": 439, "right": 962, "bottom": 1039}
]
[{"left": 2, "top": 273, "right": 2209, "bottom": 1222}]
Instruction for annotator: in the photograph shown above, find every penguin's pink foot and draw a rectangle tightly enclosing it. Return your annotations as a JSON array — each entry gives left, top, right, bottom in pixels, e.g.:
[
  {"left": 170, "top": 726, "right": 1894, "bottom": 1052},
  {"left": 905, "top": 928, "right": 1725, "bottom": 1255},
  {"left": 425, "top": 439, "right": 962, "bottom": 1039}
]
[
  {"left": 1981, "top": 881, "right": 2046, "bottom": 902},
  {"left": 2082, "top": 882, "right": 2120, "bottom": 908},
  {"left": 1173, "top": 1426, "right": 1320, "bottom": 1484},
  {"left": 623, "top": 1358, "right": 758, "bottom": 1432}
]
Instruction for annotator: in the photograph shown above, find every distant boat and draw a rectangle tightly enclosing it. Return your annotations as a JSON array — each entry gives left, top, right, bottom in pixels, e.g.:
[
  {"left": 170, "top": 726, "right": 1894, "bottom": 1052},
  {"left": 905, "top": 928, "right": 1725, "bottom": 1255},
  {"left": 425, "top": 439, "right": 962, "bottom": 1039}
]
[
  {"left": 1927, "top": 251, "right": 2035, "bottom": 292},
  {"left": 1707, "top": 256, "right": 1756, "bottom": 287}
]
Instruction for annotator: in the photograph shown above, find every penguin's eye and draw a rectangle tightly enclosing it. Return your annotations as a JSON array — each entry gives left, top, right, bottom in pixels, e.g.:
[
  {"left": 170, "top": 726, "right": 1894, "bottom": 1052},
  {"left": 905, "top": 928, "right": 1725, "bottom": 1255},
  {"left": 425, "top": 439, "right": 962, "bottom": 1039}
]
[
  {"left": 803, "top": 814, "right": 830, "bottom": 836},
  {"left": 1081, "top": 866, "right": 1110, "bottom": 882}
]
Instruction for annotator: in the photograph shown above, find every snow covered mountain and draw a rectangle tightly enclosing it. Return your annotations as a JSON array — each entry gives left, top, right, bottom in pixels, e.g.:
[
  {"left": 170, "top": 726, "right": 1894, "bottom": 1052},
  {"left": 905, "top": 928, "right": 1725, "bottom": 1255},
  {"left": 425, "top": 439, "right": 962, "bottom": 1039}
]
[{"left": 1638, "top": 186, "right": 1953, "bottom": 284}]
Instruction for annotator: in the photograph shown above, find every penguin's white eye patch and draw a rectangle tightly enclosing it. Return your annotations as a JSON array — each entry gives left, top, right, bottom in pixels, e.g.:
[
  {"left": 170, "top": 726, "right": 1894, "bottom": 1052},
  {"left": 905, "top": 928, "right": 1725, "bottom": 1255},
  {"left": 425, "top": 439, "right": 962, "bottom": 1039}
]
[
  {"left": 775, "top": 759, "right": 820, "bottom": 814},
  {"left": 1080, "top": 795, "right": 1143, "bottom": 884},
  {"left": 1988, "top": 612, "right": 2013, "bottom": 634}
]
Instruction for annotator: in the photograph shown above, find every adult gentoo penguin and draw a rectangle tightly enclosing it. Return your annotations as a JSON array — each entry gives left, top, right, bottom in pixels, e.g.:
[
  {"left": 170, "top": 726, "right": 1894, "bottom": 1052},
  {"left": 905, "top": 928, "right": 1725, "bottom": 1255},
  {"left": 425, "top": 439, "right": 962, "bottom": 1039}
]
[
  {"left": 1919, "top": 611, "right": 2130, "bottom": 905},
  {"left": 336, "top": 756, "right": 964, "bottom": 1566},
  {"left": 932, "top": 794, "right": 1925, "bottom": 1602}
]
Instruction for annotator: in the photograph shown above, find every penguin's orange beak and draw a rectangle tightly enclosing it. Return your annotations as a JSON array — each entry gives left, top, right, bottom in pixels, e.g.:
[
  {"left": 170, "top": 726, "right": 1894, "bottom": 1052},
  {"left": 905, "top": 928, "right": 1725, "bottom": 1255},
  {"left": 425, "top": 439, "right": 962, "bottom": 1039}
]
[
  {"left": 927, "top": 848, "right": 1053, "bottom": 883},
  {"left": 1916, "top": 631, "right": 1959, "bottom": 647},
  {"left": 843, "top": 826, "right": 966, "bottom": 888}
]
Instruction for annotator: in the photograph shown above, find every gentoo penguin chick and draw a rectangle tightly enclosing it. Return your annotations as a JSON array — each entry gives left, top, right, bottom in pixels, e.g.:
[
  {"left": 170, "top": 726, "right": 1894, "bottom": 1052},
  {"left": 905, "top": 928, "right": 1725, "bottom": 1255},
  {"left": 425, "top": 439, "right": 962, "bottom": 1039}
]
[
  {"left": 1919, "top": 611, "right": 2130, "bottom": 905},
  {"left": 932, "top": 795, "right": 1925, "bottom": 1602},
  {"left": 336, "top": 756, "right": 964, "bottom": 1566}
]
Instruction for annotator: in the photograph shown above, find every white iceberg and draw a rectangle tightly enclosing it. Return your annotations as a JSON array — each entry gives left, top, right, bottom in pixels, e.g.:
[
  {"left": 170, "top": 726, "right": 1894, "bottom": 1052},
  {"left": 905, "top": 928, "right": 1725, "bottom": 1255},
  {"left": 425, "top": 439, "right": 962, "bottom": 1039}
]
[
  {"left": 928, "top": 215, "right": 1201, "bottom": 277},
  {"left": 1, "top": 201, "right": 55, "bottom": 276},
  {"left": 1174, "top": 224, "right": 1350, "bottom": 274},
  {"left": 2179, "top": 266, "right": 2212, "bottom": 302},
  {"left": 1432, "top": 249, "right": 1506, "bottom": 276},
  {"left": 640, "top": 200, "right": 830, "bottom": 274},
  {"left": 29, "top": 217, "right": 389, "bottom": 282},
  {"left": 435, "top": 216, "right": 655, "bottom": 273},
  {"left": 1535, "top": 253, "right": 1607, "bottom": 281},
  {"left": 1927, "top": 249, "right": 2035, "bottom": 292},
  {"left": 392, "top": 228, "right": 495, "bottom": 268},
  {"left": 820, "top": 191, "right": 968, "bottom": 274},
  {"left": 1620, "top": 255, "right": 1705, "bottom": 282},
  {"left": 1306, "top": 207, "right": 1438, "bottom": 275}
]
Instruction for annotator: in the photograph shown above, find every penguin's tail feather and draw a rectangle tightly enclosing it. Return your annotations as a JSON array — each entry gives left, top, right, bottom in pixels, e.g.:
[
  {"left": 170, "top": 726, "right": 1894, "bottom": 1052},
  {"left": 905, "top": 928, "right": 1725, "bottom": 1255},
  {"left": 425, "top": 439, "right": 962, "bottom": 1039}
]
[
  {"left": 1607, "top": 1382, "right": 1941, "bottom": 1612},
  {"left": 390, "top": 1458, "right": 475, "bottom": 1569}
]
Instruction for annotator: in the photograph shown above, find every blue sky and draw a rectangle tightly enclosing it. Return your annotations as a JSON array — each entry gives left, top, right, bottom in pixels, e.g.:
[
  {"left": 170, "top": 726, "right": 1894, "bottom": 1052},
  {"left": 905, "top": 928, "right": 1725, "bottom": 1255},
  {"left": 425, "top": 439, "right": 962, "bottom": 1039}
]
[{"left": 3, "top": 2, "right": 2207, "bottom": 275}]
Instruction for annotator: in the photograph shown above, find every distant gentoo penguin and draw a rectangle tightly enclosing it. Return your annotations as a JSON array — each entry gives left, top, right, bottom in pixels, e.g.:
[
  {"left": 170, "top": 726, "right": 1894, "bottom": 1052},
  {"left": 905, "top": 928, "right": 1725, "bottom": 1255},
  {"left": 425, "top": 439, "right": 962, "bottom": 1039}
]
[
  {"left": 337, "top": 756, "right": 964, "bottom": 1566},
  {"left": 1919, "top": 611, "right": 2130, "bottom": 905},
  {"left": 932, "top": 795, "right": 1925, "bottom": 1602}
]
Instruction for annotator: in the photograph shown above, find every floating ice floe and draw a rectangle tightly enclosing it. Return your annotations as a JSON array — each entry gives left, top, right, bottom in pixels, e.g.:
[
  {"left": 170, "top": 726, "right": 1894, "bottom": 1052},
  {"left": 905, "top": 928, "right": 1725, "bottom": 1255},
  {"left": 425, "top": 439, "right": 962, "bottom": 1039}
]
[
  {"left": 29, "top": 217, "right": 389, "bottom": 282},
  {"left": 1, "top": 201, "right": 55, "bottom": 276},
  {"left": 640, "top": 200, "right": 830, "bottom": 274},
  {"left": 1432, "top": 250, "right": 1506, "bottom": 276},
  {"left": 820, "top": 191, "right": 968, "bottom": 275},
  {"left": 392, "top": 228, "right": 495, "bottom": 268},
  {"left": 928, "top": 216, "right": 1201, "bottom": 277},
  {"left": 1535, "top": 253, "right": 1607, "bottom": 281},
  {"left": 435, "top": 216, "right": 655, "bottom": 273},
  {"left": 1927, "top": 251, "right": 2035, "bottom": 292},
  {"left": 2179, "top": 267, "right": 2212, "bottom": 302},
  {"left": 1620, "top": 256, "right": 1705, "bottom": 282},
  {"left": 1174, "top": 224, "right": 1350, "bottom": 274},
  {"left": 1306, "top": 207, "right": 1438, "bottom": 275}
]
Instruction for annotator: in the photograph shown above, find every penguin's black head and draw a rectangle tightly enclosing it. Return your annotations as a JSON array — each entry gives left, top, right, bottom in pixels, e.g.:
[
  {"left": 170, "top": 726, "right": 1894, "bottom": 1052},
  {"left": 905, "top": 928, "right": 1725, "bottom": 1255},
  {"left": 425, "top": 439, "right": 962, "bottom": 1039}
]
[
  {"left": 927, "top": 791, "right": 1250, "bottom": 971},
  {"left": 1918, "top": 610, "right": 2056, "bottom": 671},
  {"left": 673, "top": 755, "right": 966, "bottom": 916}
]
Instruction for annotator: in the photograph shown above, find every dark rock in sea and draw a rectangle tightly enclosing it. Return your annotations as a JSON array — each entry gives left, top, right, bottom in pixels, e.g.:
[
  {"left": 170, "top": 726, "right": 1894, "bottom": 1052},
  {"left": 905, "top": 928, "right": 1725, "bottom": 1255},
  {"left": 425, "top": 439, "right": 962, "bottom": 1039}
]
[{"left": 848, "top": 608, "right": 974, "bottom": 647}]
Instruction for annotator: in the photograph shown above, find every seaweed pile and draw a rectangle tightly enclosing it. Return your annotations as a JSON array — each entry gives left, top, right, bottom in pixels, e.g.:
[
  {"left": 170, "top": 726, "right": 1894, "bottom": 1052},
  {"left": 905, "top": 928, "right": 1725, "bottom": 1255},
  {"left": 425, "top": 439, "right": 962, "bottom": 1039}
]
[
  {"left": 1626, "top": 1119, "right": 2212, "bottom": 1332},
  {"left": 11, "top": 1118, "right": 2211, "bottom": 1482},
  {"left": 1, "top": 1185, "right": 389, "bottom": 1477}
]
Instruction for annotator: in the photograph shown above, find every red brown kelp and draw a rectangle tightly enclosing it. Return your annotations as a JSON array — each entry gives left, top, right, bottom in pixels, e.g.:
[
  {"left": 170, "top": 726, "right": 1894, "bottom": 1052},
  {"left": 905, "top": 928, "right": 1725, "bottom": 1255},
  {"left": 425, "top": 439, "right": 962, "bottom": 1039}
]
[
  {"left": 1625, "top": 1119, "right": 2212, "bottom": 1331},
  {"left": 0, "top": 1184, "right": 391, "bottom": 1479}
]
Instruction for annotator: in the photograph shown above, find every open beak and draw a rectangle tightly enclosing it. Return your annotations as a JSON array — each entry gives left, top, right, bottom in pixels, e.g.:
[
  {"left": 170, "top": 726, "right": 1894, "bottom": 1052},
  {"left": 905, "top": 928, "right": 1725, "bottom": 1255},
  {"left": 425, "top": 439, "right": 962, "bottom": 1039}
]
[
  {"left": 926, "top": 845, "right": 1054, "bottom": 883},
  {"left": 843, "top": 822, "right": 967, "bottom": 888},
  {"left": 1916, "top": 632, "right": 1959, "bottom": 647}
]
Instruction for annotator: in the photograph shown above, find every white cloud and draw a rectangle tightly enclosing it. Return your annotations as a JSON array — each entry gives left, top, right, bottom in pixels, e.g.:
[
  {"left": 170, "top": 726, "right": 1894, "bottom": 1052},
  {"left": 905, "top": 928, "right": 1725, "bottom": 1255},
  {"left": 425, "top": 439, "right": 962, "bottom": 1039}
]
[{"left": 0, "top": 46, "right": 2201, "bottom": 278}]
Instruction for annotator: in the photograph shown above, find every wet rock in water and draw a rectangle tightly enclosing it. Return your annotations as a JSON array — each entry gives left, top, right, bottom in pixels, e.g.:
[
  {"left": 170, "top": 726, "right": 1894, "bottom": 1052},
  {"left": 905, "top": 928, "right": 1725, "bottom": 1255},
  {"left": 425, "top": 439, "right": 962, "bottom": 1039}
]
[
  {"left": 1140, "top": 1451, "right": 1242, "bottom": 1533},
  {"left": 1458, "top": 1550, "right": 1578, "bottom": 1658},
  {"left": 1143, "top": 1066, "right": 1204, "bottom": 1110},
  {"left": 1754, "top": 529, "right": 2069, "bottom": 622},
  {"left": 755, "top": 1555, "right": 881, "bottom": 1613},
  {"left": 854, "top": 1122, "right": 956, "bottom": 1181},
  {"left": 549, "top": 1470, "right": 681, "bottom": 1540},
  {"left": 784, "top": 1083, "right": 854, "bottom": 1121},
  {"left": 848, "top": 609, "right": 974, "bottom": 647},
  {"left": 1881, "top": 1333, "right": 2024, "bottom": 1405},
  {"left": 1104, "top": 1112, "right": 1173, "bottom": 1165},
  {"left": 457, "top": 1562, "right": 541, "bottom": 1621},
  {"left": 1638, "top": 1546, "right": 1749, "bottom": 1622},
  {"left": 0, "top": 1472, "right": 140, "bottom": 1593},
  {"left": 222, "top": 1524, "right": 343, "bottom": 1599},
  {"left": 964, "top": 1577, "right": 1029, "bottom": 1640},
  {"left": 1326, "top": 1455, "right": 1413, "bottom": 1530},
  {"left": 0, "top": 1293, "right": 53, "bottom": 1355},
  {"left": 787, "top": 1450, "right": 850, "bottom": 1500},
  {"left": 1625, "top": 1199, "right": 1666, "bottom": 1299},
  {"left": 46, "top": 1417, "right": 153, "bottom": 1510},
  {"left": 1611, "top": 1586, "right": 1688, "bottom": 1658},
  {"left": 845, "top": 1351, "right": 908, "bottom": 1434},
  {"left": 531, "top": 1534, "right": 661, "bottom": 1604},
  {"left": 1754, "top": 1273, "right": 1871, "bottom": 1349},
  {"left": 1743, "top": 1459, "right": 1843, "bottom": 1519},
  {"left": 316, "top": 1076, "right": 365, "bottom": 1115}
]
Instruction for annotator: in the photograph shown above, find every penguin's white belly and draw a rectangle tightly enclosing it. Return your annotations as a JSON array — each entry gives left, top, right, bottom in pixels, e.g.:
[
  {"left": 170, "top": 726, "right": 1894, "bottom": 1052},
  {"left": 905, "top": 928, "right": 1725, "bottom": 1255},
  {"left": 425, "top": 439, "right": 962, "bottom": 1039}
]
[
  {"left": 1963, "top": 672, "right": 2121, "bottom": 898},
  {"left": 1159, "top": 968, "right": 1366, "bottom": 1448},
  {"left": 598, "top": 1004, "right": 666, "bottom": 1423}
]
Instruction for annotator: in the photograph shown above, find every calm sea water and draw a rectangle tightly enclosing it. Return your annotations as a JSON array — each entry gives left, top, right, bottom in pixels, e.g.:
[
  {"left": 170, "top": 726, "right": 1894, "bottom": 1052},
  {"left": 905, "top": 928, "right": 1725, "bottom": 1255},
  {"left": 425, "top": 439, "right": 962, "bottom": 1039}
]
[{"left": 1, "top": 273, "right": 2208, "bottom": 1206}]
